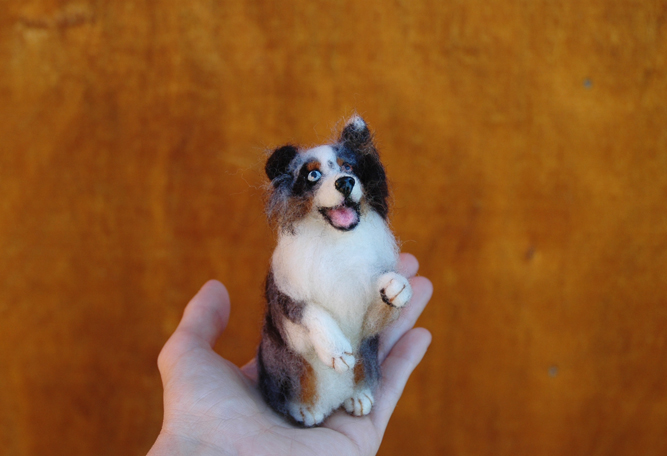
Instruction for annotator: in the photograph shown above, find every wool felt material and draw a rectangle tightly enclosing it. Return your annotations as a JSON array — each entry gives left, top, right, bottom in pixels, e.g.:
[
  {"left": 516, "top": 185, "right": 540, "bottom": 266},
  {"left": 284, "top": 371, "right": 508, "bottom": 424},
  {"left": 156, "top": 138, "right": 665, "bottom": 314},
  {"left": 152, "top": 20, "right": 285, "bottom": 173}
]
[{"left": 258, "top": 116, "right": 413, "bottom": 427}]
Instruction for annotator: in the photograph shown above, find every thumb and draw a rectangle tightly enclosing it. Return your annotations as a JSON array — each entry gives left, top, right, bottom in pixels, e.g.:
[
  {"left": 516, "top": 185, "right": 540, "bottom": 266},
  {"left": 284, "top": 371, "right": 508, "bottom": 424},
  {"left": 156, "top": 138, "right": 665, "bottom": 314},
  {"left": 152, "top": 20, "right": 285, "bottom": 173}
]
[{"left": 157, "top": 280, "right": 231, "bottom": 376}]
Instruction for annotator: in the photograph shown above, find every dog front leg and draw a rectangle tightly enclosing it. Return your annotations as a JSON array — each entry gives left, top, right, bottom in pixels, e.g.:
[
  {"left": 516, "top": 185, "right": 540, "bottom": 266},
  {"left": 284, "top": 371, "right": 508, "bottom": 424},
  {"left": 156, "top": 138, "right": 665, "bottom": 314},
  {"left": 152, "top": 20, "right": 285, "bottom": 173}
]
[
  {"left": 292, "top": 306, "right": 355, "bottom": 373},
  {"left": 360, "top": 272, "right": 413, "bottom": 335}
]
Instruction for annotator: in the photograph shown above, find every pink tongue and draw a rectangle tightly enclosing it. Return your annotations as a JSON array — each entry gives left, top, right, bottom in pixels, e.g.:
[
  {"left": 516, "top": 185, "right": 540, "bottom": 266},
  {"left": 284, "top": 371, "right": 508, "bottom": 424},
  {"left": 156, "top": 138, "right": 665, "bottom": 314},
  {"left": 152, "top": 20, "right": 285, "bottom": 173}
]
[{"left": 329, "top": 206, "right": 357, "bottom": 228}]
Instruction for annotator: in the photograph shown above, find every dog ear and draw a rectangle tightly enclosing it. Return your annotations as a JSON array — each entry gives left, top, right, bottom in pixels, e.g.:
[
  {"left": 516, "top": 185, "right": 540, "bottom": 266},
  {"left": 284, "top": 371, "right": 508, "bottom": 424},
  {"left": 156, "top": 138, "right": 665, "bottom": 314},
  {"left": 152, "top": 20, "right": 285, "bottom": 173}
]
[
  {"left": 339, "top": 115, "right": 373, "bottom": 154},
  {"left": 266, "top": 145, "right": 298, "bottom": 183},
  {"left": 339, "top": 116, "right": 390, "bottom": 219}
]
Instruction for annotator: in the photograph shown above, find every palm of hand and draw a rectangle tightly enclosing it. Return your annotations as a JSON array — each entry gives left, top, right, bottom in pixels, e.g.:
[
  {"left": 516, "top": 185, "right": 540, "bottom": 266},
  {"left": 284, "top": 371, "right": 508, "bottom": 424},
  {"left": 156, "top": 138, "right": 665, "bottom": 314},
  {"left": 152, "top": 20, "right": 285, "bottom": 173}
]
[{"left": 150, "top": 254, "right": 432, "bottom": 456}]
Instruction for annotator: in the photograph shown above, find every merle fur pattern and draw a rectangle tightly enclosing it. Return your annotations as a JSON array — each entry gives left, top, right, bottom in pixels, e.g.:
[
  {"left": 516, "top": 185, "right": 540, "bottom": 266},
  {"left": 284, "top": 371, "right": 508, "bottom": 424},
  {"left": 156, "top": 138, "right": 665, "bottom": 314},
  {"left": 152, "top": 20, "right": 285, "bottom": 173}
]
[
  {"left": 258, "top": 117, "right": 399, "bottom": 426},
  {"left": 257, "top": 271, "right": 308, "bottom": 420},
  {"left": 259, "top": 271, "right": 382, "bottom": 424},
  {"left": 265, "top": 123, "right": 389, "bottom": 232}
]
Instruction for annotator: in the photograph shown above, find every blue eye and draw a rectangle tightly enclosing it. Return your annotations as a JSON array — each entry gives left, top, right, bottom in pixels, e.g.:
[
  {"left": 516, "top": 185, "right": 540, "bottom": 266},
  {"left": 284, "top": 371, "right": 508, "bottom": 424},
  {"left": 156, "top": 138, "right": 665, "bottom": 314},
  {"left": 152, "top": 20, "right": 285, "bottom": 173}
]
[
  {"left": 308, "top": 170, "right": 322, "bottom": 182},
  {"left": 341, "top": 163, "right": 353, "bottom": 173}
]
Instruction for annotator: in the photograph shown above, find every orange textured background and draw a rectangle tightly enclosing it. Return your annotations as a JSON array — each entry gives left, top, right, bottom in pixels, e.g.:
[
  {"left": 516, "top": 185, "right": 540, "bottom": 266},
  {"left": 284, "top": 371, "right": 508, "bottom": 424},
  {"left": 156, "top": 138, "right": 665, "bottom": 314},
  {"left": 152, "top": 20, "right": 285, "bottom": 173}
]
[{"left": 1, "top": 1, "right": 667, "bottom": 455}]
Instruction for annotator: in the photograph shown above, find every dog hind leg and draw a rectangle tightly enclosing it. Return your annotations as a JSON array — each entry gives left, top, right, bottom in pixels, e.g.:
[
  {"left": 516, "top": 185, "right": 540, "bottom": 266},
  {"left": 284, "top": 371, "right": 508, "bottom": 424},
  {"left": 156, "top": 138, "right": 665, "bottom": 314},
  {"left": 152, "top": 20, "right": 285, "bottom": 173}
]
[{"left": 344, "top": 335, "right": 380, "bottom": 416}]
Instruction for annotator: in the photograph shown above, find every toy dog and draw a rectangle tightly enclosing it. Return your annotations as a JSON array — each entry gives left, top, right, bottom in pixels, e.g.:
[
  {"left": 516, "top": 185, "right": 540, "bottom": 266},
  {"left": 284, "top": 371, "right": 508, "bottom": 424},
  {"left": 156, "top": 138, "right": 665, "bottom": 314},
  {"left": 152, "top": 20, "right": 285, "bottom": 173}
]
[{"left": 258, "top": 116, "right": 413, "bottom": 427}]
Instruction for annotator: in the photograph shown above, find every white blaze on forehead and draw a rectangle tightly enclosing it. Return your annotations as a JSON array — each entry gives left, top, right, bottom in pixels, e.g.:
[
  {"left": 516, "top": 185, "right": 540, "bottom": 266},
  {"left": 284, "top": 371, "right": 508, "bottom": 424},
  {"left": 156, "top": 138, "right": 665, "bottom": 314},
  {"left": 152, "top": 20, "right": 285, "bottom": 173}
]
[{"left": 302, "top": 145, "right": 337, "bottom": 172}]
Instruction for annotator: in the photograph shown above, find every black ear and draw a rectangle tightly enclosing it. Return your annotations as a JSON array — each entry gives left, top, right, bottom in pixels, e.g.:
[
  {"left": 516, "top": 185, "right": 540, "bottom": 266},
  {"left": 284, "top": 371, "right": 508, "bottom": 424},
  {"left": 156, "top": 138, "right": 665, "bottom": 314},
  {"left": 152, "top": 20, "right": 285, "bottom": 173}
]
[
  {"left": 339, "top": 116, "right": 390, "bottom": 219},
  {"left": 266, "top": 145, "right": 298, "bottom": 182},
  {"left": 339, "top": 115, "right": 373, "bottom": 154}
]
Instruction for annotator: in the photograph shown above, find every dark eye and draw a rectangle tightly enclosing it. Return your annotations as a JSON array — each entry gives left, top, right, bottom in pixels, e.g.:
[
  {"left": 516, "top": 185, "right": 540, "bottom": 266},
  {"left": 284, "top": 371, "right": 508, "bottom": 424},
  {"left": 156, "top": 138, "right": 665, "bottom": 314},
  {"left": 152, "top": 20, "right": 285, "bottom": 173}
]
[
  {"left": 341, "top": 162, "right": 353, "bottom": 173},
  {"left": 307, "top": 170, "right": 322, "bottom": 182}
]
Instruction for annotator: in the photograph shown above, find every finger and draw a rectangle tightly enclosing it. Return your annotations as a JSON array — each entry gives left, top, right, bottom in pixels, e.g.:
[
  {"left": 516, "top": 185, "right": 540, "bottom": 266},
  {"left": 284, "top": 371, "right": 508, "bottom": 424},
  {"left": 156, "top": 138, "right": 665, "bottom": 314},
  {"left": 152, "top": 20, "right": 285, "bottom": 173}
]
[
  {"left": 378, "top": 276, "right": 433, "bottom": 362},
  {"left": 397, "top": 252, "right": 419, "bottom": 278},
  {"left": 323, "top": 412, "right": 381, "bottom": 456},
  {"left": 172, "top": 280, "right": 231, "bottom": 351},
  {"left": 371, "top": 327, "right": 432, "bottom": 433},
  {"left": 240, "top": 358, "right": 259, "bottom": 383},
  {"left": 157, "top": 280, "right": 230, "bottom": 382}
]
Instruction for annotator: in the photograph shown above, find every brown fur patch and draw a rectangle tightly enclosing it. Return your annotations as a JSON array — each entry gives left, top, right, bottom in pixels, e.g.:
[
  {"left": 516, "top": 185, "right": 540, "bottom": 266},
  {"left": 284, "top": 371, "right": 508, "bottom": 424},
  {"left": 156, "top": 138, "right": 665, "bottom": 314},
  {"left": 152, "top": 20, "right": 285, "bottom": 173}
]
[
  {"left": 271, "top": 196, "right": 313, "bottom": 233},
  {"left": 306, "top": 161, "right": 320, "bottom": 171},
  {"left": 288, "top": 197, "right": 313, "bottom": 225},
  {"left": 354, "top": 360, "right": 365, "bottom": 385},
  {"left": 362, "top": 301, "right": 400, "bottom": 339},
  {"left": 300, "top": 361, "right": 318, "bottom": 405}
]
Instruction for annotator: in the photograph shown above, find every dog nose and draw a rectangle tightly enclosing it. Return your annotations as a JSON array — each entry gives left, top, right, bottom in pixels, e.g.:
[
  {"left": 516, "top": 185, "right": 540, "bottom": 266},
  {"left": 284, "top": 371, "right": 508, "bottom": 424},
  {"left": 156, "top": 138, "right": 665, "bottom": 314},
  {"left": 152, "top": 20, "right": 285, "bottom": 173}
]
[{"left": 335, "top": 176, "right": 355, "bottom": 197}]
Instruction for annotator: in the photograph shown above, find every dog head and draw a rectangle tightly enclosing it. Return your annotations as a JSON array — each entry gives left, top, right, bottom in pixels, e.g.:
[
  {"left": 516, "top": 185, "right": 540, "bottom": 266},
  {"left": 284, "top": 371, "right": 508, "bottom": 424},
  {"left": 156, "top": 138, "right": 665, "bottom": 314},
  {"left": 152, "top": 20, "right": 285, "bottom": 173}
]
[{"left": 265, "top": 116, "right": 389, "bottom": 233}]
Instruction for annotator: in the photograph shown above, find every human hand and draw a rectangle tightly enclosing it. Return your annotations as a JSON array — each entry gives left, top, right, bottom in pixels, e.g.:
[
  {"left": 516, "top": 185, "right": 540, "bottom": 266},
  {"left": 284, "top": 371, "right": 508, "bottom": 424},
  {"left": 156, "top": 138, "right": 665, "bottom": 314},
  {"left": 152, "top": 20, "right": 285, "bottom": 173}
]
[{"left": 148, "top": 253, "right": 433, "bottom": 456}]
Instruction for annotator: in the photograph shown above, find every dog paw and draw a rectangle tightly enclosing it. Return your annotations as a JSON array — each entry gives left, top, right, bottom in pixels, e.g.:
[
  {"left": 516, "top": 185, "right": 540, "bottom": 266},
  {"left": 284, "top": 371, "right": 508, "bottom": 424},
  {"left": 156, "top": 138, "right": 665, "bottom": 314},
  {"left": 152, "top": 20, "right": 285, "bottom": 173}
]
[
  {"left": 288, "top": 403, "right": 326, "bottom": 427},
  {"left": 378, "top": 272, "right": 412, "bottom": 308},
  {"left": 331, "top": 351, "right": 356, "bottom": 373},
  {"left": 314, "top": 334, "right": 355, "bottom": 373},
  {"left": 344, "top": 389, "right": 374, "bottom": 417}
]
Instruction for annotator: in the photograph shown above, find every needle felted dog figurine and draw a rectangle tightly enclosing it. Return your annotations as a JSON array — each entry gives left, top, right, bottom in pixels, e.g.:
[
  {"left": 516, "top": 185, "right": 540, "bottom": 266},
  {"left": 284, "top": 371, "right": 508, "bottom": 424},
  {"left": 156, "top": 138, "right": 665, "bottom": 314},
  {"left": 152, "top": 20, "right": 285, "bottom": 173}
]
[{"left": 258, "top": 116, "right": 413, "bottom": 427}]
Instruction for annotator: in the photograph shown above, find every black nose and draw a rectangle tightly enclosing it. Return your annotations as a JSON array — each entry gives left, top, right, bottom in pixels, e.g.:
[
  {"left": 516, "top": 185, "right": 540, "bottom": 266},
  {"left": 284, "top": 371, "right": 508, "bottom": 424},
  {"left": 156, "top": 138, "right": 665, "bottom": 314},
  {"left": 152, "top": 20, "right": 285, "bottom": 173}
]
[{"left": 335, "top": 176, "right": 355, "bottom": 197}]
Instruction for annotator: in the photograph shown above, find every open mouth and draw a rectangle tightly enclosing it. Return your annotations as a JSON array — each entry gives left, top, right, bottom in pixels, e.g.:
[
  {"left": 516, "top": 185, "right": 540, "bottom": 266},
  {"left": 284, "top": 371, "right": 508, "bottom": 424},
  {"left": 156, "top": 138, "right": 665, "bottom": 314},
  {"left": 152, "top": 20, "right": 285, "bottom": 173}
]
[{"left": 319, "top": 201, "right": 361, "bottom": 231}]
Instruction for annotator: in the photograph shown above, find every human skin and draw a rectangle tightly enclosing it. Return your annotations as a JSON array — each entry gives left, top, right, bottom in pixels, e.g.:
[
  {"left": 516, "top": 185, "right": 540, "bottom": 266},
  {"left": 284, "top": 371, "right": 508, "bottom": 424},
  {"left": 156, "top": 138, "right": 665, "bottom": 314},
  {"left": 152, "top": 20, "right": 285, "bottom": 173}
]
[{"left": 148, "top": 253, "right": 433, "bottom": 456}]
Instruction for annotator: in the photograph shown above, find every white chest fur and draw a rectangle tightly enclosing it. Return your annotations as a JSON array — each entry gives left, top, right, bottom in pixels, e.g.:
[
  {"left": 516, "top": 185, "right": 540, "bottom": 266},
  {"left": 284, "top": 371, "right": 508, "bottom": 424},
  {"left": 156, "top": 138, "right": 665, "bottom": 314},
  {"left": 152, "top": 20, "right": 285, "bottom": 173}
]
[{"left": 272, "top": 210, "right": 398, "bottom": 342}]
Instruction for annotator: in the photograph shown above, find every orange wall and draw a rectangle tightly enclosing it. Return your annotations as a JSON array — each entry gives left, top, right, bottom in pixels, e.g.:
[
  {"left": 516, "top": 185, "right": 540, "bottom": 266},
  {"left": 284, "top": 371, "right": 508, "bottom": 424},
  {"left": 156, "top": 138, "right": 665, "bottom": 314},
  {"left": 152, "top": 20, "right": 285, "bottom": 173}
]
[{"left": 1, "top": 1, "right": 666, "bottom": 455}]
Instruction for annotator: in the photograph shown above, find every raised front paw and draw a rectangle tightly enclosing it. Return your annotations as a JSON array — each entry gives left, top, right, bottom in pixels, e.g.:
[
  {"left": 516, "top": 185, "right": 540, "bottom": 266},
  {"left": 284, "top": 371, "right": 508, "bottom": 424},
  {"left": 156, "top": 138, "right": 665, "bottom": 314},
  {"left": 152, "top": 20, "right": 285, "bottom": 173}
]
[
  {"left": 378, "top": 272, "right": 412, "bottom": 308},
  {"left": 344, "top": 388, "right": 375, "bottom": 417}
]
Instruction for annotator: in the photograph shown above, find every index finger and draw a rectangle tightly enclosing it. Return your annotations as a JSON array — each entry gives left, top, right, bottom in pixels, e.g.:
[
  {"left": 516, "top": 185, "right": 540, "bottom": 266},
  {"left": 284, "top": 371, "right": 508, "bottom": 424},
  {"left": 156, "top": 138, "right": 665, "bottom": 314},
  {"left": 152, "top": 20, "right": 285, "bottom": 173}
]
[
  {"left": 397, "top": 252, "right": 419, "bottom": 277},
  {"left": 160, "top": 280, "right": 231, "bottom": 365}
]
